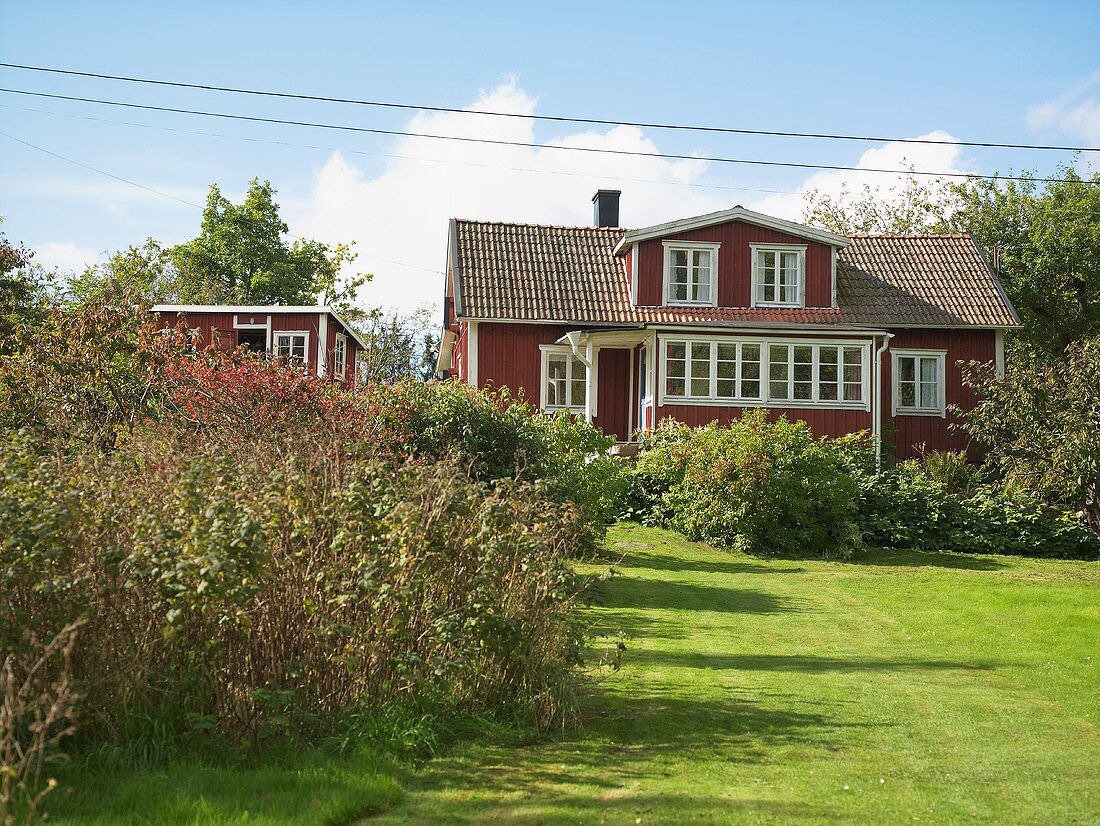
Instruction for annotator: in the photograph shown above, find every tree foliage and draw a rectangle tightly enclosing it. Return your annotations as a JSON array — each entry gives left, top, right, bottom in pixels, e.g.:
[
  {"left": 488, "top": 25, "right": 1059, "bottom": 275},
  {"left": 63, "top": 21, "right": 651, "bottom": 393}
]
[
  {"left": 804, "top": 166, "right": 1100, "bottom": 356},
  {"left": 959, "top": 337, "right": 1100, "bottom": 529},
  {"left": 358, "top": 306, "right": 440, "bottom": 383}
]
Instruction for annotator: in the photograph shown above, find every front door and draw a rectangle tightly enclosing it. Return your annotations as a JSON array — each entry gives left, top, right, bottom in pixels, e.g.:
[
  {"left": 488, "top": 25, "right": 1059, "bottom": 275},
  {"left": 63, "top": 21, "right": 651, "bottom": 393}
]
[{"left": 638, "top": 344, "right": 652, "bottom": 434}]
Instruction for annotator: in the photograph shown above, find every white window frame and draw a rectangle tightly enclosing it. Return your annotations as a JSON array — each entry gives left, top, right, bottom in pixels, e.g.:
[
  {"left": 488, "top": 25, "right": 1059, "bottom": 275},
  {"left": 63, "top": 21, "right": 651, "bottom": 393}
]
[
  {"left": 662, "top": 241, "right": 720, "bottom": 308},
  {"left": 658, "top": 335, "right": 871, "bottom": 411},
  {"left": 539, "top": 345, "right": 587, "bottom": 414},
  {"left": 750, "top": 243, "right": 807, "bottom": 308},
  {"left": 333, "top": 332, "right": 348, "bottom": 380},
  {"left": 273, "top": 331, "right": 310, "bottom": 368},
  {"left": 891, "top": 349, "right": 947, "bottom": 418}
]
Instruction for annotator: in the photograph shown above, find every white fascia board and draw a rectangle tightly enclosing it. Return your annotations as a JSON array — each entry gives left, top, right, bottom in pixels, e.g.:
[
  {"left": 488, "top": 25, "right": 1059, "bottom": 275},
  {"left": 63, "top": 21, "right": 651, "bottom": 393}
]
[{"left": 613, "top": 206, "right": 849, "bottom": 253}]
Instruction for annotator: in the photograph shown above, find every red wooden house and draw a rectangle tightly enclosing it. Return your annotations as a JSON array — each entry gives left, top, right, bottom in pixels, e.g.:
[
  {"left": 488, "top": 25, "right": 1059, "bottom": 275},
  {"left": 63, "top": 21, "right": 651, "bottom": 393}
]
[
  {"left": 437, "top": 191, "right": 1019, "bottom": 459},
  {"left": 151, "top": 305, "right": 366, "bottom": 386}
]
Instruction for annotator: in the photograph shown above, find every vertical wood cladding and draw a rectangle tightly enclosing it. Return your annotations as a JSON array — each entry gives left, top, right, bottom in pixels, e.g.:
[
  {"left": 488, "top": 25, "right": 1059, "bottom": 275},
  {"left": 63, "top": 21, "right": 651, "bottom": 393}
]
[
  {"left": 884, "top": 328, "right": 997, "bottom": 460},
  {"left": 634, "top": 220, "right": 835, "bottom": 308},
  {"left": 593, "top": 348, "right": 630, "bottom": 440},
  {"left": 474, "top": 322, "right": 576, "bottom": 403},
  {"left": 655, "top": 403, "right": 872, "bottom": 438}
]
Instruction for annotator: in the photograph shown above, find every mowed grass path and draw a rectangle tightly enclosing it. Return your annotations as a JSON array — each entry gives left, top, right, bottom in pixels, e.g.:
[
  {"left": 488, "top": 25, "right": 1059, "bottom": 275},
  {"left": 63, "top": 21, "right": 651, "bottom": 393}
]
[{"left": 373, "top": 523, "right": 1099, "bottom": 825}]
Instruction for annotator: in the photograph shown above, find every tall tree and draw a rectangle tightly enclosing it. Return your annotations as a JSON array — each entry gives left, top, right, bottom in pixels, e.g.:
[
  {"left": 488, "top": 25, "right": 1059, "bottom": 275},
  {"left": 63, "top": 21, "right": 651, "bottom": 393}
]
[
  {"left": 0, "top": 219, "right": 52, "bottom": 355},
  {"left": 358, "top": 307, "right": 440, "bottom": 383},
  {"left": 803, "top": 166, "right": 1100, "bottom": 357},
  {"left": 169, "top": 178, "right": 367, "bottom": 311}
]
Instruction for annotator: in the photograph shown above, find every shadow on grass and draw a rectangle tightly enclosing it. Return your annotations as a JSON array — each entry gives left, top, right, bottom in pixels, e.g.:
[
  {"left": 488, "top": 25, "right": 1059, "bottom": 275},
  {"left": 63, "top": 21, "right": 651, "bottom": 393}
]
[
  {"left": 849, "top": 547, "right": 1008, "bottom": 571},
  {"left": 593, "top": 576, "right": 797, "bottom": 614},
  {"left": 387, "top": 688, "right": 853, "bottom": 822},
  {"left": 631, "top": 650, "right": 998, "bottom": 673},
  {"left": 620, "top": 549, "right": 804, "bottom": 576}
]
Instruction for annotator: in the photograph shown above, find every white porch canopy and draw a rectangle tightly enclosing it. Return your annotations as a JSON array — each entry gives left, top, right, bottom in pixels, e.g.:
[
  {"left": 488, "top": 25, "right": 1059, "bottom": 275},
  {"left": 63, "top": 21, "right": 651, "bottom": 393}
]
[{"left": 555, "top": 328, "right": 649, "bottom": 423}]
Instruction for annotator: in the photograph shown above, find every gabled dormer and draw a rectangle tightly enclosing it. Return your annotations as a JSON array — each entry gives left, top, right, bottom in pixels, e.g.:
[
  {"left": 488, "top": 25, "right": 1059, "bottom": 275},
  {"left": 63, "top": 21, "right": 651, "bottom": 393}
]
[{"left": 614, "top": 206, "right": 849, "bottom": 311}]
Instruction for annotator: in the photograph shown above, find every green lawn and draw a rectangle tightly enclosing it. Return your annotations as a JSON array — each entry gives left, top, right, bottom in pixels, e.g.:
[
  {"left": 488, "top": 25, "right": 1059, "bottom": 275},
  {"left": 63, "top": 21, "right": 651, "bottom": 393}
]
[
  {"left": 372, "top": 523, "right": 1099, "bottom": 825},
  {"left": 49, "top": 524, "right": 1098, "bottom": 824}
]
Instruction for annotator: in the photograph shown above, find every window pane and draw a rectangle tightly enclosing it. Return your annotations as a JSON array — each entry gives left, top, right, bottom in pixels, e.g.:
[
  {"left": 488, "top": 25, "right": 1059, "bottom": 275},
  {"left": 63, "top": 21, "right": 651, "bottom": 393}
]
[
  {"left": 769, "top": 345, "right": 789, "bottom": 379},
  {"left": 900, "top": 382, "right": 916, "bottom": 407},
  {"left": 820, "top": 382, "right": 838, "bottom": 401},
  {"left": 690, "top": 359, "right": 710, "bottom": 379},
  {"left": 717, "top": 359, "right": 736, "bottom": 380},
  {"left": 690, "top": 341, "right": 710, "bottom": 361},
  {"left": 571, "top": 378, "right": 586, "bottom": 406},
  {"left": 666, "top": 358, "right": 685, "bottom": 378},
  {"left": 741, "top": 379, "right": 761, "bottom": 399},
  {"left": 547, "top": 356, "right": 566, "bottom": 379},
  {"left": 844, "top": 382, "right": 863, "bottom": 402},
  {"left": 717, "top": 379, "right": 736, "bottom": 398},
  {"left": 666, "top": 377, "right": 686, "bottom": 396},
  {"left": 794, "top": 345, "right": 812, "bottom": 365},
  {"left": 690, "top": 378, "right": 710, "bottom": 396},
  {"left": 819, "top": 346, "right": 838, "bottom": 365},
  {"left": 667, "top": 342, "right": 686, "bottom": 360},
  {"left": 899, "top": 357, "right": 915, "bottom": 382},
  {"left": 920, "top": 382, "right": 938, "bottom": 409},
  {"left": 673, "top": 281, "right": 688, "bottom": 301},
  {"left": 920, "top": 357, "right": 938, "bottom": 383},
  {"left": 770, "top": 381, "right": 789, "bottom": 400},
  {"left": 741, "top": 359, "right": 760, "bottom": 380},
  {"left": 742, "top": 343, "right": 760, "bottom": 362}
]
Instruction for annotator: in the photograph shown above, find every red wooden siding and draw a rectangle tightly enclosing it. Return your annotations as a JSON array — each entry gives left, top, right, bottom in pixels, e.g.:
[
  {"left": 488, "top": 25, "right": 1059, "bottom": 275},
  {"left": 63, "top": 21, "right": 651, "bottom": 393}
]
[
  {"left": 883, "top": 328, "right": 996, "bottom": 460},
  {"left": 474, "top": 322, "right": 576, "bottom": 404},
  {"left": 656, "top": 403, "right": 872, "bottom": 437},
  {"left": 633, "top": 220, "right": 834, "bottom": 308},
  {"left": 593, "top": 348, "right": 631, "bottom": 441}
]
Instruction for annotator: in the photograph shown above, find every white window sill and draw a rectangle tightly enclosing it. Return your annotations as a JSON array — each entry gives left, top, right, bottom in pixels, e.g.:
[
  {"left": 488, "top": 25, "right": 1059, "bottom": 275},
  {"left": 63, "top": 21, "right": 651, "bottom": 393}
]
[
  {"left": 894, "top": 407, "right": 946, "bottom": 418},
  {"left": 753, "top": 302, "right": 804, "bottom": 309},
  {"left": 661, "top": 396, "right": 869, "bottom": 411}
]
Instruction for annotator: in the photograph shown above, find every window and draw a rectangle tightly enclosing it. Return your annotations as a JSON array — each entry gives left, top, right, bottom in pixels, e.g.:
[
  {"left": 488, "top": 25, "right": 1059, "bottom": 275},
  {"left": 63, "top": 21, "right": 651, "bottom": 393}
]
[
  {"left": 893, "top": 350, "right": 946, "bottom": 416},
  {"left": 274, "top": 332, "right": 308, "bottom": 366},
  {"left": 333, "top": 333, "right": 347, "bottom": 380},
  {"left": 662, "top": 339, "right": 765, "bottom": 403},
  {"left": 541, "top": 347, "right": 587, "bottom": 413},
  {"left": 663, "top": 337, "right": 866, "bottom": 406},
  {"left": 752, "top": 245, "right": 805, "bottom": 307},
  {"left": 663, "top": 242, "right": 719, "bottom": 307}
]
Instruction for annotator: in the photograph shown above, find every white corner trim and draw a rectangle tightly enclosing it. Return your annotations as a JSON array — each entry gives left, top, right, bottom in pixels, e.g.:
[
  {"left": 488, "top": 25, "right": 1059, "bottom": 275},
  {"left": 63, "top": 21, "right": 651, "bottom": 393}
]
[
  {"left": 317, "top": 313, "right": 329, "bottom": 378},
  {"left": 661, "top": 240, "right": 720, "bottom": 308},
  {"left": 467, "top": 320, "right": 479, "bottom": 389},
  {"left": 830, "top": 248, "right": 838, "bottom": 309},
  {"left": 749, "top": 243, "right": 808, "bottom": 309},
  {"left": 995, "top": 330, "right": 1005, "bottom": 379},
  {"left": 891, "top": 348, "right": 948, "bottom": 418},
  {"left": 630, "top": 242, "right": 639, "bottom": 306}
]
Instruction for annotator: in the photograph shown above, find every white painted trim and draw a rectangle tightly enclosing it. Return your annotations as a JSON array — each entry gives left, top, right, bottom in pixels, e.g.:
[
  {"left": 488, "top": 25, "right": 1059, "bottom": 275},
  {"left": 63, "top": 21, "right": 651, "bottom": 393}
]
[
  {"left": 153, "top": 305, "right": 368, "bottom": 350},
  {"left": 891, "top": 348, "right": 948, "bottom": 418},
  {"left": 333, "top": 332, "right": 348, "bottom": 380},
  {"left": 317, "top": 313, "right": 329, "bottom": 378},
  {"left": 231, "top": 313, "right": 272, "bottom": 351},
  {"left": 272, "top": 330, "right": 311, "bottom": 368},
  {"left": 995, "top": 330, "right": 1005, "bottom": 379},
  {"left": 539, "top": 344, "right": 588, "bottom": 415},
  {"left": 627, "top": 344, "right": 635, "bottom": 436},
  {"left": 657, "top": 333, "right": 872, "bottom": 411},
  {"left": 467, "top": 320, "right": 479, "bottom": 389},
  {"left": 830, "top": 248, "right": 838, "bottom": 309},
  {"left": 630, "top": 243, "right": 639, "bottom": 306},
  {"left": 750, "top": 243, "right": 807, "bottom": 309},
  {"left": 614, "top": 205, "right": 849, "bottom": 253},
  {"left": 661, "top": 240, "right": 720, "bottom": 308}
]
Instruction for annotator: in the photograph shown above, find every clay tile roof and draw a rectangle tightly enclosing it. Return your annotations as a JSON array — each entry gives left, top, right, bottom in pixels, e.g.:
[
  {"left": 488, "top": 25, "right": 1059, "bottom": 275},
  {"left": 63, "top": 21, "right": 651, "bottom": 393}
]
[{"left": 453, "top": 220, "right": 1020, "bottom": 329}]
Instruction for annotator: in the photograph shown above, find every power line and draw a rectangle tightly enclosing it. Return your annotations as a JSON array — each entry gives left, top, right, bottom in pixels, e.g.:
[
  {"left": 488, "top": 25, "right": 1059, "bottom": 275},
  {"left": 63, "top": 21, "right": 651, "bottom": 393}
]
[
  {"left": 1, "top": 101, "right": 797, "bottom": 197},
  {"left": 1, "top": 87, "right": 1093, "bottom": 186},
  {"left": 1, "top": 61, "right": 1096, "bottom": 154},
  {"left": 0, "top": 131, "right": 444, "bottom": 275}
]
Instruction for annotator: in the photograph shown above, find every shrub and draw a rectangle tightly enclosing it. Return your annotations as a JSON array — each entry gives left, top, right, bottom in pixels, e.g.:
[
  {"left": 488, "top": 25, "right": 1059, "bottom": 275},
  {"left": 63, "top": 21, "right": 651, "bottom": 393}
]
[{"left": 631, "top": 412, "right": 863, "bottom": 558}]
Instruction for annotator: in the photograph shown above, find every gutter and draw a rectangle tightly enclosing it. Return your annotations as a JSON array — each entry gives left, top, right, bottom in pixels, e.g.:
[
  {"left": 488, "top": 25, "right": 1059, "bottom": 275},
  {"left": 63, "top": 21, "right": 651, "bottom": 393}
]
[{"left": 872, "top": 332, "right": 895, "bottom": 470}]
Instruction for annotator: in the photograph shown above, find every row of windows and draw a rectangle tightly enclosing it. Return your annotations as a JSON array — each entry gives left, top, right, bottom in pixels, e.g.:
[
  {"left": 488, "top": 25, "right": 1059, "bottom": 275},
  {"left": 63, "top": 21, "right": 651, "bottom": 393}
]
[
  {"left": 664, "top": 340, "right": 866, "bottom": 405},
  {"left": 661, "top": 242, "right": 808, "bottom": 309},
  {"left": 541, "top": 342, "right": 945, "bottom": 416}
]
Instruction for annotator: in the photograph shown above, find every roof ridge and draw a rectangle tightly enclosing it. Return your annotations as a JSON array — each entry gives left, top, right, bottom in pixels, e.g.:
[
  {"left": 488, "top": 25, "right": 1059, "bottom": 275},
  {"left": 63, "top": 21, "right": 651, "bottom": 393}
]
[{"left": 454, "top": 218, "right": 631, "bottom": 232}]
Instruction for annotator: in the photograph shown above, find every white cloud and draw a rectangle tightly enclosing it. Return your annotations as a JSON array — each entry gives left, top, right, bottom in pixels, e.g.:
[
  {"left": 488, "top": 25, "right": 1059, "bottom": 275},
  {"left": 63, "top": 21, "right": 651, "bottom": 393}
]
[
  {"left": 293, "top": 77, "right": 727, "bottom": 314},
  {"left": 747, "top": 131, "right": 969, "bottom": 221},
  {"left": 33, "top": 241, "right": 102, "bottom": 274},
  {"left": 1028, "top": 71, "right": 1100, "bottom": 145}
]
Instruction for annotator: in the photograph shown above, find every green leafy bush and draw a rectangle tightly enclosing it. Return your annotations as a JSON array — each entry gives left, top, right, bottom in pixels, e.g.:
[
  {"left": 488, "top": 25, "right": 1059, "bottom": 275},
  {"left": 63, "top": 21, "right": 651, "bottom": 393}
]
[{"left": 630, "top": 412, "right": 863, "bottom": 558}]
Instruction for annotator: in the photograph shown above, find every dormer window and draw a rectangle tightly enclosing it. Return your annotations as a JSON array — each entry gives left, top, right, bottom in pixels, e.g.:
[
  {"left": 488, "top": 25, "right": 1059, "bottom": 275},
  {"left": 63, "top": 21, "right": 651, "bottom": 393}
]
[
  {"left": 663, "top": 242, "right": 719, "bottom": 307},
  {"left": 752, "top": 244, "right": 806, "bottom": 308}
]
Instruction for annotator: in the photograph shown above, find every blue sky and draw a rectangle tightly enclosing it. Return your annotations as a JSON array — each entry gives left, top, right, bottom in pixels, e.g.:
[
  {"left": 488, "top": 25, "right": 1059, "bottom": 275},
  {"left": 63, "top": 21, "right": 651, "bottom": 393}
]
[{"left": 1, "top": 0, "right": 1098, "bottom": 313}]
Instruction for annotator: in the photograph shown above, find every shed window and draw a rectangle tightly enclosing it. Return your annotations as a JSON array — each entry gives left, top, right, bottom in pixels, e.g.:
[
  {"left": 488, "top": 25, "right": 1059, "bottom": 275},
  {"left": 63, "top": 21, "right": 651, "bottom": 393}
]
[
  {"left": 274, "top": 332, "right": 308, "bottom": 366},
  {"left": 333, "top": 333, "right": 347, "bottom": 380}
]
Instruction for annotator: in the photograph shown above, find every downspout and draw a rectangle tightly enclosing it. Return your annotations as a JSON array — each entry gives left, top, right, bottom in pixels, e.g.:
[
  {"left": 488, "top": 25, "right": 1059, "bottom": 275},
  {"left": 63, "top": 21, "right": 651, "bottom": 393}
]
[{"left": 872, "top": 332, "right": 894, "bottom": 471}]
